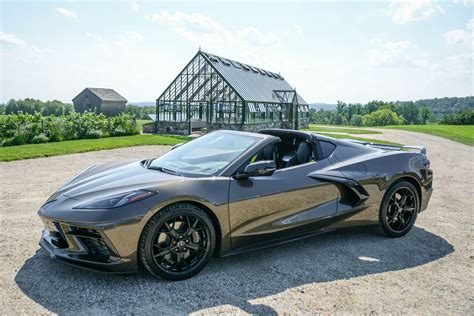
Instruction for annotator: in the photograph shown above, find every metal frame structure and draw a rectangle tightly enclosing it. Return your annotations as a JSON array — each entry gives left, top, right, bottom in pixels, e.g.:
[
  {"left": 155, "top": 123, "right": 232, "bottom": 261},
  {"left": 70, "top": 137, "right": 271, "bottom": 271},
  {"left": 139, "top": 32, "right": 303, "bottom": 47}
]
[{"left": 155, "top": 50, "right": 310, "bottom": 135}]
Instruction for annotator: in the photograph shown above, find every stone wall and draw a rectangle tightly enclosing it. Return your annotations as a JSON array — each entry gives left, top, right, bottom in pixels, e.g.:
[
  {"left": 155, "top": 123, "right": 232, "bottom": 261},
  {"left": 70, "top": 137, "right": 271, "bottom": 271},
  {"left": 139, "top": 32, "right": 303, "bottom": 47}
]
[
  {"left": 143, "top": 120, "right": 307, "bottom": 135},
  {"left": 142, "top": 122, "right": 190, "bottom": 135}
]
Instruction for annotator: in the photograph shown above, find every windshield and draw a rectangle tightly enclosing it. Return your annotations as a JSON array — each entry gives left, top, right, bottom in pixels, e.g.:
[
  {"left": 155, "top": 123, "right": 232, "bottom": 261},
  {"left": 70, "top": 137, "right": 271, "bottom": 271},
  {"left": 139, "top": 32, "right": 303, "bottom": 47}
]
[{"left": 148, "top": 131, "right": 260, "bottom": 177}]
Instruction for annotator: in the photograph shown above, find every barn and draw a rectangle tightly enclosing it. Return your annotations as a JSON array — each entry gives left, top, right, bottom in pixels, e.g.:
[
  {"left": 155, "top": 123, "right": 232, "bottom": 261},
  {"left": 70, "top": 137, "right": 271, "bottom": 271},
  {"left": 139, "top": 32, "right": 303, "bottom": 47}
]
[
  {"left": 148, "top": 50, "right": 310, "bottom": 135},
  {"left": 73, "top": 88, "right": 127, "bottom": 117}
]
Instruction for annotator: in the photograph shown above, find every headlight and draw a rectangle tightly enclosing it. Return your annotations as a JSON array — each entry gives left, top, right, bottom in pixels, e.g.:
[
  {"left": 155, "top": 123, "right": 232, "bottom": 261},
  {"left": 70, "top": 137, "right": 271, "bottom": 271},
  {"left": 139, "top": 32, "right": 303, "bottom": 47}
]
[{"left": 74, "top": 190, "right": 156, "bottom": 209}]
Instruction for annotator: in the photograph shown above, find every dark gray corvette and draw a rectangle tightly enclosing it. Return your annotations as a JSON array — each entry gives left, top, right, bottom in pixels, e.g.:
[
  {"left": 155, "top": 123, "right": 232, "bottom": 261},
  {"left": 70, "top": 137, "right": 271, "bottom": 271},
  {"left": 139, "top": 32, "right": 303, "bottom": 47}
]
[{"left": 38, "top": 129, "right": 433, "bottom": 280}]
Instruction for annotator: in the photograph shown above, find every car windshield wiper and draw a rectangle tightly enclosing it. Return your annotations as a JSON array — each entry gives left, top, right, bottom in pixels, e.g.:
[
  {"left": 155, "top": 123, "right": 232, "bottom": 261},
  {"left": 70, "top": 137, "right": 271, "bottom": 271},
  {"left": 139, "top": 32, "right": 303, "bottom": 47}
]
[{"left": 148, "top": 165, "right": 181, "bottom": 176}]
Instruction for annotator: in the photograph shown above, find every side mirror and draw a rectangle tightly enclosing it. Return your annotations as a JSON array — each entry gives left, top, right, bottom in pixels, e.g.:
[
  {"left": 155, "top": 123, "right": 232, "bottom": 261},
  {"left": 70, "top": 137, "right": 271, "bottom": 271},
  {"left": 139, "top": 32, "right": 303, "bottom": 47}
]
[
  {"left": 170, "top": 143, "right": 184, "bottom": 151},
  {"left": 233, "top": 160, "right": 276, "bottom": 179}
]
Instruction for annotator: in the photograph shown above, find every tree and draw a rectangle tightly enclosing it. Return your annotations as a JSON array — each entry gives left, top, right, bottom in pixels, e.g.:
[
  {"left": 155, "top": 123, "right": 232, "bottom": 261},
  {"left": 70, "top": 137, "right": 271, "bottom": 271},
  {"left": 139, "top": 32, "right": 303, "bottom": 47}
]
[
  {"left": 395, "top": 102, "right": 419, "bottom": 125},
  {"left": 441, "top": 109, "right": 474, "bottom": 125},
  {"left": 350, "top": 115, "right": 363, "bottom": 126},
  {"left": 362, "top": 109, "right": 404, "bottom": 126},
  {"left": 419, "top": 107, "right": 432, "bottom": 124}
]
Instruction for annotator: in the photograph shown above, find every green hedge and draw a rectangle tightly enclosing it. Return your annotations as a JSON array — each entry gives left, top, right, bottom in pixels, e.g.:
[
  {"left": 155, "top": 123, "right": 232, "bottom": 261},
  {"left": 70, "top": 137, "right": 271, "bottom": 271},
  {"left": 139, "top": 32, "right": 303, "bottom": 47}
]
[{"left": 0, "top": 112, "right": 139, "bottom": 146}]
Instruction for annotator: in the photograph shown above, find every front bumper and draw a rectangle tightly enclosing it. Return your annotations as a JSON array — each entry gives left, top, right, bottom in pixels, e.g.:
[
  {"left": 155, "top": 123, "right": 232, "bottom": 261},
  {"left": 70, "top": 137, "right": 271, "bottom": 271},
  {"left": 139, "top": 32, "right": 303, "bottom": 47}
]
[{"left": 39, "top": 220, "right": 139, "bottom": 274}]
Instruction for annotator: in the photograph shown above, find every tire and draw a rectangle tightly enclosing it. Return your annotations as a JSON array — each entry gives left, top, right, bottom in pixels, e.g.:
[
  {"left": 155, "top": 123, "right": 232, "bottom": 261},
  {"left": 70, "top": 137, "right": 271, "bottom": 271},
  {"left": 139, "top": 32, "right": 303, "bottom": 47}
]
[
  {"left": 378, "top": 181, "right": 420, "bottom": 238},
  {"left": 139, "top": 203, "right": 216, "bottom": 280}
]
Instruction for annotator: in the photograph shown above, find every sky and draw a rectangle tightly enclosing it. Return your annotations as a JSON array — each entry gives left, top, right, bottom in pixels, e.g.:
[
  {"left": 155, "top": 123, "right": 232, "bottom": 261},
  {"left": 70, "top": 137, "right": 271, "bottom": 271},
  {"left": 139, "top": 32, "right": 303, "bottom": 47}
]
[{"left": 0, "top": 0, "right": 473, "bottom": 104}]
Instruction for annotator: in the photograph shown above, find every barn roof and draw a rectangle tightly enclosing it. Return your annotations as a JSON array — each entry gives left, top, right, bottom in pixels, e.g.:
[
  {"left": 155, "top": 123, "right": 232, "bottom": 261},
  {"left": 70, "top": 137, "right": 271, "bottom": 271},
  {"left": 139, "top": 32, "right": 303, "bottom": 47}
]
[
  {"left": 201, "top": 51, "right": 307, "bottom": 105},
  {"left": 74, "top": 88, "right": 127, "bottom": 102}
]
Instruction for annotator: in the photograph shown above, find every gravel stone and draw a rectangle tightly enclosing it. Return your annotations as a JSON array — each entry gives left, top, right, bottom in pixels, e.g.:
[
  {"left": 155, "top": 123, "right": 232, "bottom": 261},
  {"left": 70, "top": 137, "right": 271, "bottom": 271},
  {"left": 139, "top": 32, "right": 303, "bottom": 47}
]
[{"left": 0, "top": 130, "right": 473, "bottom": 314}]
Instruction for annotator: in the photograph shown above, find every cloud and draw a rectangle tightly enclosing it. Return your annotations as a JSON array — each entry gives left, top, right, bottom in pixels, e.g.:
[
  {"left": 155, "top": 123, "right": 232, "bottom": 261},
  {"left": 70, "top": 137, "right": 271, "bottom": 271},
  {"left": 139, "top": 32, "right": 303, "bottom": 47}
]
[
  {"left": 131, "top": 2, "right": 141, "bottom": 12},
  {"left": 445, "top": 19, "right": 474, "bottom": 47},
  {"left": 55, "top": 7, "right": 77, "bottom": 19},
  {"left": 115, "top": 31, "right": 144, "bottom": 48},
  {"left": 148, "top": 10, "right": 280, "bottom": 48},
  {"left": 293, "top": 24, "right": 303, "bottom": 34},
  {"left": 452, "top": 0, "right": 474, "bottom": 5},
  {"left": 0, "top": 32, "right": 26, "bottom": 46},
  {"left": 368, "top": 39, "right": 429, "bottom": 68},
  {"left": 390, "top": 0, "right": 443, "bottom": 24}
]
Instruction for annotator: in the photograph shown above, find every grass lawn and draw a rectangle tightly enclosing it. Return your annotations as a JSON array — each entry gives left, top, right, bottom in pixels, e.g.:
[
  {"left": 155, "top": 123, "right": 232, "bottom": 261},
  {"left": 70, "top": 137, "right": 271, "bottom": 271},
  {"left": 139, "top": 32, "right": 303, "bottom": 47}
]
[
  {"left": 0, "top": 126, "right": 401, "bottom": 161},
  {"left": 0, "top": 134, "right": 189, "bottom": 161},
  {"left": 384, "top": 125, "right": 474, "bottom": 146},
  {"left": 137, "top": 119, "right": 153, "bottom": 131},
  {"left": 303, "top": 125, "right": 381, "bottom": 134}
]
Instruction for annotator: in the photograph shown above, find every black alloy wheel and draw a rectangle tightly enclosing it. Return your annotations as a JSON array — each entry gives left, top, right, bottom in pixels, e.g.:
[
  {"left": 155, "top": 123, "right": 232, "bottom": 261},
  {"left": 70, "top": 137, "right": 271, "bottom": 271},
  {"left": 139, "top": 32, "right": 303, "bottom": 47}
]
[
  {"left": 139, "top": 203, "right": 215, "bottom": 280},
  {"left": 378, "top": 181, "right": 420, "bottom": 237}
]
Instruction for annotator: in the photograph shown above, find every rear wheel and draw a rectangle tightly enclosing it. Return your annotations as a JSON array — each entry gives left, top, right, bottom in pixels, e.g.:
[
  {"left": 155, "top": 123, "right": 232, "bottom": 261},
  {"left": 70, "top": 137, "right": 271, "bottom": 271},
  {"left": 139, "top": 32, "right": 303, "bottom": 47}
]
[
  {"left": 378, "top": 181, "right": 419, "bottom": 238},
  {"left": 139, "top": 203, "right": 215, "bottom": 280}
]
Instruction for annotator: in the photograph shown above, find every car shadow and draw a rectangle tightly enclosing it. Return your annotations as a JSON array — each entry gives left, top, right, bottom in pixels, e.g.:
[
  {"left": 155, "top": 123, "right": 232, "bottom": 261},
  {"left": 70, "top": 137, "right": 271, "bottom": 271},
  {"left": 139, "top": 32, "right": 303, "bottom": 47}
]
[{"left": 15, "top": 227, "right": 453, "bottom": 314}]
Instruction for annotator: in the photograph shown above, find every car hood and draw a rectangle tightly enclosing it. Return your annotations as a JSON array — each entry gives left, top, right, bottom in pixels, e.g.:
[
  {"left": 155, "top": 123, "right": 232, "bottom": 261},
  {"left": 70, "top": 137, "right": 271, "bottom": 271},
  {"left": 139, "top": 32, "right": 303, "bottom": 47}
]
[{"left": 56, "top": 159, "right": 180, "bottom": 201}]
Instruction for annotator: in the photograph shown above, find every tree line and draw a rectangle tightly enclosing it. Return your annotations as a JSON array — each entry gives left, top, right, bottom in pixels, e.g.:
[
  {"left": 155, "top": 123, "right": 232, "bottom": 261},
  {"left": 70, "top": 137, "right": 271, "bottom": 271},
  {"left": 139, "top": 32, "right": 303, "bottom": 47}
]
[{"left": 310, "top": 96, "right": 474, "bottom": 126}]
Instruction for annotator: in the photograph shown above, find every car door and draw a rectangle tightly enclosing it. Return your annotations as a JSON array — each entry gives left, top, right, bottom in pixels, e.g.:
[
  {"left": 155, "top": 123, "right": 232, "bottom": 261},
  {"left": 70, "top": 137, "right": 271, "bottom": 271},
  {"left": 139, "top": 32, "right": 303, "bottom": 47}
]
[{"left": 228, "top": 158, "right": 340, "bottom": 250}]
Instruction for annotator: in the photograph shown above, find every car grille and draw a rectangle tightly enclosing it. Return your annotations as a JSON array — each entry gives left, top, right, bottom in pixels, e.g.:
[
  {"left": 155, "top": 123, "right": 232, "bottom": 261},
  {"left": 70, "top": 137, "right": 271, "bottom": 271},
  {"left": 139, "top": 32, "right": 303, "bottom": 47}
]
[
  {"left": 50, "top": 222, "right": 69, "bottom": 248},
  {"left": 67, "top": 226, "right": 116, "bottom": 262}
]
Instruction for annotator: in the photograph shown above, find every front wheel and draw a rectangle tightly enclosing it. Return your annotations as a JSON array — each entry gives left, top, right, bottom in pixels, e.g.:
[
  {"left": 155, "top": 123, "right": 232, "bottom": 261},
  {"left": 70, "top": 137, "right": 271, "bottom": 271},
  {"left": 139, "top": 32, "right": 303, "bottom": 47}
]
[
  {"left": 139, "top": 203, "right": 216, "bottom": 280},
  {"left": 378, "top": 181, "right": 420, "bottom": 238}
]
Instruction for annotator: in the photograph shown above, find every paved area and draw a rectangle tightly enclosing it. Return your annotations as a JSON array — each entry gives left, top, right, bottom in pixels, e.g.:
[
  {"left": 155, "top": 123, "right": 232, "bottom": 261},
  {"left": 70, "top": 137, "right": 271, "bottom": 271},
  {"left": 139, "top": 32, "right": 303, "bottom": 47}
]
[{"left": 0, "top": 131, "right": 472, "bottom": 314}]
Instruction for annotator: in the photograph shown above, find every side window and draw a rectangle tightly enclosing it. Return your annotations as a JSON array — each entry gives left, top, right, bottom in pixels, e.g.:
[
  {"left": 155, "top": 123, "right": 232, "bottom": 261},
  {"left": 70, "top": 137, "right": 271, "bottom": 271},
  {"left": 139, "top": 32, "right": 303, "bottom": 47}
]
[{"left": 319, "top": 141, "right": 336, "bottom": 159}]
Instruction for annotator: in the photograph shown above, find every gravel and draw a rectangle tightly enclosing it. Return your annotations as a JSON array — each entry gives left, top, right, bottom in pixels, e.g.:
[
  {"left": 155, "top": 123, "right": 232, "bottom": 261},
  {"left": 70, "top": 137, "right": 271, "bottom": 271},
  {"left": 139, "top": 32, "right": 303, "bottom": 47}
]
[{"left": 1, "top": 131, "right": 473, "bottom": 314}]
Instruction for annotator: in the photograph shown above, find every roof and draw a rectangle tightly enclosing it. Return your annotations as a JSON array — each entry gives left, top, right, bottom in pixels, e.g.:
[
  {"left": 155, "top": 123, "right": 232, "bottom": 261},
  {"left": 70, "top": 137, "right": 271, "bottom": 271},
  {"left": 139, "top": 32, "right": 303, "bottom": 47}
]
[
  {"left": 74, "top": 88, "right": 127, "bottom": 102},
  {"left": 201, "top": 51, "right": 307, "bottom": 105}
]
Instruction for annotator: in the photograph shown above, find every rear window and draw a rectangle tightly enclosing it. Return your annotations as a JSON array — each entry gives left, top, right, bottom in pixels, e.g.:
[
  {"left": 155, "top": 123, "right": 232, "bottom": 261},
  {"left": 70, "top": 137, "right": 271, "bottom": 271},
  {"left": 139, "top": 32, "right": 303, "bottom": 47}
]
[{"left": 319, "top": 141, "right": 336, "bottom": 159}]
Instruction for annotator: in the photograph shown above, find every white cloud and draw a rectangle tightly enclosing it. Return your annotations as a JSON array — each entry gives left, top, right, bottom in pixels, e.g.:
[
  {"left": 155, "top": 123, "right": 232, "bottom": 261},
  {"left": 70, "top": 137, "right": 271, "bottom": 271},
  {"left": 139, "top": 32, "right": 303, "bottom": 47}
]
[
  {"left": 390, "top": 0, "right": 443, "bottom": 24},
  {"left": 148, "top": 10, "right": 280, "bottom": 48},
  {"left": 368, "top": 39, "right": 429, "bottom": 68},
  {"left": 55, "top": 8, "right": 77, "bottom": 19},
  {"left": 445, "top": 19, "right": 474, "bottom": 47},
  {"left": 131, "top": 2, "right": 141, "bottom": 12},
  {"left": 0, "top": 31, "right": 51, "bottom": 54},
  {"left": 0, "top": 32, "right": 26, "bottom": 46},
  {"left": 293, "top": 24, "right": 303, "bottom": 34},
  {"left": 452, "top": 0, "right": 474, "bottom": 5},
  {"left": 115, "top": 31, "right": 144, "bottom": 48}
]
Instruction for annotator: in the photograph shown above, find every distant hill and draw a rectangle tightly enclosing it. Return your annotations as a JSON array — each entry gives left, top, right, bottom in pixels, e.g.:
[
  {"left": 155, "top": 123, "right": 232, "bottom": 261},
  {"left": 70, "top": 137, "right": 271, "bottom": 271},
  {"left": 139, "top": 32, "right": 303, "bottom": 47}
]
[
  {"left": 128, "top": 101, "right": 155, "bottom": 107},
  {"left": 409, "top": 96, "right": 473, "bottom": 117},
  {"left": 309, "top": 103, "right": 337, "bottom": 111}
]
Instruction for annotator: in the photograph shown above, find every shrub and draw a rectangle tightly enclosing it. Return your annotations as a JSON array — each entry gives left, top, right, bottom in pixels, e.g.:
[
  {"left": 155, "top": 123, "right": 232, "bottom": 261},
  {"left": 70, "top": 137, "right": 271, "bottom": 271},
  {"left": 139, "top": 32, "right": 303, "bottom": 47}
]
[
  {"left": 362, "top": 109, "right": 404, "bottom": 126},
  {"left": 3, "top": 135, "right": 27, "bottom": 146},
  {"left": 0, "top": 112, "right": 142, "bottom": 146},
  {"left": 31, "top": 133, "right": 49, "bottom": 144},
  {"left": 350, "top": 115, "right": 363, "bottom": 126},
  {"left": 81, "top": 129, "right": 103, "bottom": 139},
  {"left": 441, "top": 109, "right": 474, "bottom": 125}
]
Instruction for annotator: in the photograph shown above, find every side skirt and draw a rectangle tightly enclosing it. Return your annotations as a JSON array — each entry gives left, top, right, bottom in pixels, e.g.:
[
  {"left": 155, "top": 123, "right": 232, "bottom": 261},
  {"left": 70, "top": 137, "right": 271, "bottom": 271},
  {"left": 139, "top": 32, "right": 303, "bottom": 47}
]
[{"left": 222, "top": 207, "right": 371, "bottom": 257}]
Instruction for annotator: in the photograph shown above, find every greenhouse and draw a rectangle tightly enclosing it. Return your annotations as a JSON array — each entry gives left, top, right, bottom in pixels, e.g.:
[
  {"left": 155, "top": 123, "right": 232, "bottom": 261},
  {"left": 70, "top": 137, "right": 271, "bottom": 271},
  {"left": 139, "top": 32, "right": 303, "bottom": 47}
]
[{"left": 152, "top": 50, "right": 310, "bottom": 135}]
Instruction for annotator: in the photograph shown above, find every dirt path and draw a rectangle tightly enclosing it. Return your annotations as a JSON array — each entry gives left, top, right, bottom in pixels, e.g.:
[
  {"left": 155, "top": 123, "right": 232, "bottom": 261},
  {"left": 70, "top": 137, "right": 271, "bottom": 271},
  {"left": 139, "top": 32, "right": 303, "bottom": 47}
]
[{"left": 1, "top": 131, "right": 473, "bottom": 314}]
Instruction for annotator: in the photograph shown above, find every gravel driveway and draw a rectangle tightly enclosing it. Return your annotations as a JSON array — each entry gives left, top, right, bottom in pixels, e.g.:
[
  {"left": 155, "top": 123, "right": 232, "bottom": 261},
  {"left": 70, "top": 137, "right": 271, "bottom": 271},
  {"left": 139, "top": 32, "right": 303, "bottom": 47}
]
[{"left": 1, "top": 130, "right": 473, "bottom": 314}]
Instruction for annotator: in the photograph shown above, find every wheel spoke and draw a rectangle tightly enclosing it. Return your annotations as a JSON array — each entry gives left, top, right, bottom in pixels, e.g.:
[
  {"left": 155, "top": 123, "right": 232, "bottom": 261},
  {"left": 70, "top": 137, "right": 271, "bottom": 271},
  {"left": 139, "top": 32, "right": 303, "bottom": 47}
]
[
  {"left": 164, "top": 222, "right": 180, "bottom": 240},
  {"left": 400, "top": 191, "right": 408, "bottom": 207},
  {"left": 154, "top": 245, "right": 177, "bottom": 258},
  {"left": 187, "top": 243, "right": 206, "bottom": 253},
  {"left": 398, "top": 214, "right": 405, "bottom": 226},
  {"left": 387, "top": 214, "right": 397, "bottom": 224}
]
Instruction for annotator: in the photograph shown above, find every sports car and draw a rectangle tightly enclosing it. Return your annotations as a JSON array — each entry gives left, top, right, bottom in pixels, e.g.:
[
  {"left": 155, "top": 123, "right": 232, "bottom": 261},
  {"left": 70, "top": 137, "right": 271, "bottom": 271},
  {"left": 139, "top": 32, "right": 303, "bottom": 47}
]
[{"left": 38, "top": 129, "right": 433, "bottom": 280}]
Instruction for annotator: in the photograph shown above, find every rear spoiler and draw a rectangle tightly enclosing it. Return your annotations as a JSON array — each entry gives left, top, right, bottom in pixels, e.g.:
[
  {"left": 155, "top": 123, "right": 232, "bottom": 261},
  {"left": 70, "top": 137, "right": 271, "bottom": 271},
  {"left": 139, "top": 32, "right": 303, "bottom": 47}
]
[{"left": 342, "top": 139, "right": 426, "bottom": 155}]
